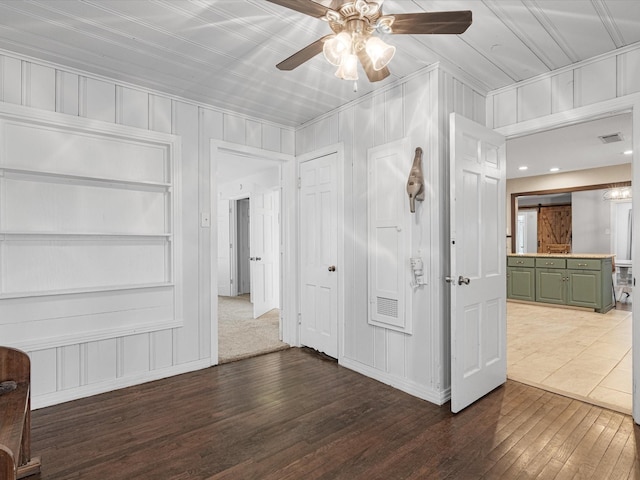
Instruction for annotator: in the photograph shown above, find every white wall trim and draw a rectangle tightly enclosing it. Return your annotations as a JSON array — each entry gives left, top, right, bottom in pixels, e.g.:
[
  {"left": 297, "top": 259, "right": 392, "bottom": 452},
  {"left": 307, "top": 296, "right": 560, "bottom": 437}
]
[
  {"left": 488, "top": 42, "right": 640, "bottom": 97},
  {"left": 0, "top": 47, "right": 296, "bottom": 132},
  {"left": 495, "top": 92, "right": 640, "bottom": 424},
  {"left": 340, "top": 357, "right": 450, "bottom": 405},
  {"left": 496, "top": 93, "right": 640, "bottom": 139},
  {"left": 11, "top": 320, "right": 181, "bottom": 353},
  {"left": 32, "top": 358, "right": 211, "bottom": 409}
]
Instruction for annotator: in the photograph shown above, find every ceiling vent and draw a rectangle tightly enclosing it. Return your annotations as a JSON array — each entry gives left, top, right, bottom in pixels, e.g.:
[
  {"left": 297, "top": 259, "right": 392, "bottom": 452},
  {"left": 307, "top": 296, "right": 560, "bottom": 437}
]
[{"left": 599, "top": 132, "right": 624, "bottom": 144}]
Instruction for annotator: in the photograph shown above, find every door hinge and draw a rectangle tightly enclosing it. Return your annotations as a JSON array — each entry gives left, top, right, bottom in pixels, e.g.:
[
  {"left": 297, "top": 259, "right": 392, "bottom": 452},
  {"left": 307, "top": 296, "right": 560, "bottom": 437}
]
[{"left": 297, "top": 177, "right": 301, "bottom": 189}]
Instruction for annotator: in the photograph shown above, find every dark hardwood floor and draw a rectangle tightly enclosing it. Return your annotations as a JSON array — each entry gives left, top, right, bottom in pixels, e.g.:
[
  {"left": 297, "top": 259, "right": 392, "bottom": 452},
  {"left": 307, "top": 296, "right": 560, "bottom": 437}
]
[{"left": 29, "top": 348, "right": 640, "bottom": 479}]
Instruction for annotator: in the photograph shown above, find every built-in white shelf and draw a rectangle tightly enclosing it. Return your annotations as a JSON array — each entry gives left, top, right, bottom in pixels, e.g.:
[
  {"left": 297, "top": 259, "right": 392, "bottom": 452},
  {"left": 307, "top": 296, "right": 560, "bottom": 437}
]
[
  {"left": 0, "top": 106, "right": 183, "bottom": 350},
  {"left": 0, "top": 282, "right": 174, "bottom": 300},
  {"left": 0, "top": 166, "right": 171, "bottom": 189},
  {"left": 0, "top": 231, "right": 172, "bottom": 238}
]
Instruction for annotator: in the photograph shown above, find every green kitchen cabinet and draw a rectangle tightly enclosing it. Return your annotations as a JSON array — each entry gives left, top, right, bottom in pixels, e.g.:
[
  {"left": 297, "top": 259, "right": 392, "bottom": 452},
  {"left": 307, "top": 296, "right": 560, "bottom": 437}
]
[
  {"left": 565, "top": 258, "right": 611, "bottom": 312},
  {"left": 507, "top": 255, "right": 614, "bottom": 313},
  {"left": 535, "top": 257, "right": 567, "bottom": 305},
  {"left": 507, "top": 256, "right": 535, "bottom": 302},
  {"left": 536, "top": 268, "right": 566, "bottom": 304}
]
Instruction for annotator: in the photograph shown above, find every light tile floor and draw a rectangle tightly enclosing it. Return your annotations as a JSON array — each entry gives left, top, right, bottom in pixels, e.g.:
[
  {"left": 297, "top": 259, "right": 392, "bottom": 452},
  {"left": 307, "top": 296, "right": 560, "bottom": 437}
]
[{"left": 507, "top": 301, "right": 632, "bottom": 414}]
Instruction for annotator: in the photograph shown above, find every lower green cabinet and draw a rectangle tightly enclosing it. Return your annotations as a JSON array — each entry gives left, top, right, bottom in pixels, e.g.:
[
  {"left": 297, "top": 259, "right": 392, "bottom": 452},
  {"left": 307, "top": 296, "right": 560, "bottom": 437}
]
[
  {"left": 507, "top": 256, "right": 535, "bottom": 302},
  {"left": 508, "top": 255, "right": 613, "bottom": 313},
  {"left": 536, "top": 268, "right": 566, "bottom": 304},
  {"left": 507, "top": 267, "right": 535, "bottom": 301}
]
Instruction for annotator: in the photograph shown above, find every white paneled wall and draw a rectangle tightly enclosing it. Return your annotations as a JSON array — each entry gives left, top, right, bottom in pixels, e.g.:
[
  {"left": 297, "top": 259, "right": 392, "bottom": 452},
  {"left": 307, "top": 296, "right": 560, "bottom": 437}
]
[
  {"left": 296, "top": 66, "right": 486, "bottom": 404},
  {"left": 0, "top": 51, "right": 294, "bottom": 408},
  {"left": 488, "top": 44, "right": 640, "bottom": 129}
]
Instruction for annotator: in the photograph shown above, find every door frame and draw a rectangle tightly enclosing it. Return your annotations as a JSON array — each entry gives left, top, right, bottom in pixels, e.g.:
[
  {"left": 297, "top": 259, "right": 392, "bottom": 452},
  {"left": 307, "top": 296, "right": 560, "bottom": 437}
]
[
  {"left": 495, "top": 93, "right": 640, "bottom": 423},
  {"left": 294, "top": 143, "right": 346, "bottom": 360},
  {"left": 210, "top": 140, "right": 294, "bottom": 365}
]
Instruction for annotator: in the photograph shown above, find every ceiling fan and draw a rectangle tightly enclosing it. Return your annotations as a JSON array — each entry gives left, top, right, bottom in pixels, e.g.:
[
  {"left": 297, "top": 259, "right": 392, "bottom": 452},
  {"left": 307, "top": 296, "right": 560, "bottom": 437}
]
[{"left": 266, "top": 0, "right": 472, "bottom": 83}]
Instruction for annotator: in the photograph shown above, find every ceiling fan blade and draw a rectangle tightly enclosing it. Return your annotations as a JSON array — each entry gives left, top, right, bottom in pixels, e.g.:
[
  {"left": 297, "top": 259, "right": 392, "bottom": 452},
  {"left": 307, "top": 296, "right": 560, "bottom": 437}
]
[
  {"left": 265, "top": 0, "right": 332, "bottom": 18},
  {"left": 277, "top": 36, "right": 331, "bottom": 71},
  {"left": 356, "top": 49, "right": 391, "bottom": 83},
  {"left": 390, "top": 11, "right": 472, "bottom": 35}
]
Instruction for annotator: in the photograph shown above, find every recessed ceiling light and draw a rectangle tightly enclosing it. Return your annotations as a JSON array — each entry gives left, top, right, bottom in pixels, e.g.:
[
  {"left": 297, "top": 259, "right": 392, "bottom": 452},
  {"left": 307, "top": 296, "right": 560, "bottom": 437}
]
[
  {"left": 624, "top": 150, "right": 633, "bottom": 155},
  {"left": 549, "top": 167, "right": 560, "bottom": 172},
  {"left": 518, "top": 166, "right": 528, "bottom": 171}
]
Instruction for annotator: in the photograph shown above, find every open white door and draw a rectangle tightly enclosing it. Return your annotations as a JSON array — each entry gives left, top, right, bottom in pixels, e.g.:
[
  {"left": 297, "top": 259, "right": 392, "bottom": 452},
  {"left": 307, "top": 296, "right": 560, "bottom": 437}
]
[
  {"left": 299, "top": 152, "right": 338, "bottom": 358},
  {"left": 250, "top": 191, "right": 277, "bottom": 318},
  {"left": 450, "top": 113, "right": 507, "bottom": 413}
]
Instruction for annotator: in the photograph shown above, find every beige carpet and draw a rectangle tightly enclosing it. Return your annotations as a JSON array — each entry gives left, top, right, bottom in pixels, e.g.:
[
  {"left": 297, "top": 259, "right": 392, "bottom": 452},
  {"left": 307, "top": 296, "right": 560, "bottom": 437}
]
[{"left": 218, "top": 295, "right": 289, "bottom": 364}]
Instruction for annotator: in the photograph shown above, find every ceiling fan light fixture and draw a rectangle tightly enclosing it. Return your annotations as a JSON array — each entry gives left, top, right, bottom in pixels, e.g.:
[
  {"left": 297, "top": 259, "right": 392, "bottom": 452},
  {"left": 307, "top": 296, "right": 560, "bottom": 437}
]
[
  {"left": 321, "top": 9, "right": 343, "bottom": 24},
  {"left": 355, "top": 0, "right": 382, "bottom": 17},
  {"left": 365, "top": 35, "right": 395, "bottom": 70},
  {"left": 323, "top": 31, "right": 352, "bottom": 66},
  {"left": 335, "top": 53, "right": 359, "bottom": 80}
]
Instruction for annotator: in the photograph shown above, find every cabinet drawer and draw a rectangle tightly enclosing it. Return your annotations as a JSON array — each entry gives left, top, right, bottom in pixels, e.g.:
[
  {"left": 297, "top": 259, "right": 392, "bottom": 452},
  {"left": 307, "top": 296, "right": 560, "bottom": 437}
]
[
  {"left": 566, "top": 259, "right": 601, "bottom": 270},
  {"left": 507, "top": 257, "right": 535, "bottom": 268},
  {"left": 535, "top": 258, "right": 566, "bottom": 269}
]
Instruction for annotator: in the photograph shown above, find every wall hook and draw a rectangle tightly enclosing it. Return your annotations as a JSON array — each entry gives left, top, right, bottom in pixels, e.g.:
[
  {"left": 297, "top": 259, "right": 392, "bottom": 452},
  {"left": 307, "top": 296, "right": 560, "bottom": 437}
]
[{"left": 406, "top": 147, "right": 425, "bottom": 213}]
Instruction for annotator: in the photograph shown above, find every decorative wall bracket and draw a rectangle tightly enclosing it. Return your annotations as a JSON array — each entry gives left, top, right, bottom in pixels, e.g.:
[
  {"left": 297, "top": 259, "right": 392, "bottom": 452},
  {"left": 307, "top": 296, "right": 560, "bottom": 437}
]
[{"left": 406, "top": 147, "right": 425, "bottom": 213}]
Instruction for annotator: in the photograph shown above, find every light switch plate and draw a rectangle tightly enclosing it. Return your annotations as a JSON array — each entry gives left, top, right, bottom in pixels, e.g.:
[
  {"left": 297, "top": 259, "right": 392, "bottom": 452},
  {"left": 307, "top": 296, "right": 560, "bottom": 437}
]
[{"left": 201, "top": 212, "right": 211, "bottom": 228}]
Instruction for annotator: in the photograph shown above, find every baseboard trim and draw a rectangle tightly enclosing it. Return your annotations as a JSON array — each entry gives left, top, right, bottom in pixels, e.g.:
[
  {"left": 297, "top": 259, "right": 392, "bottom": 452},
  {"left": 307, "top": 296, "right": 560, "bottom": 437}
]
[
  {"left": 339, "top": 357, "right": 450, "bottom": 406},
  {"left": 32, "top": 358, "right": 211, "bottom": 409}
]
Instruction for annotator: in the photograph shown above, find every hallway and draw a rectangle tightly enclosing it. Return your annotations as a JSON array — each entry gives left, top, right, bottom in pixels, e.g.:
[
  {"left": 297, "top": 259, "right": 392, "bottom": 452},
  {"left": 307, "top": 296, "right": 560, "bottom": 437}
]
[{"left": 218, "top": 295, "right": 288, "bottom": 363}]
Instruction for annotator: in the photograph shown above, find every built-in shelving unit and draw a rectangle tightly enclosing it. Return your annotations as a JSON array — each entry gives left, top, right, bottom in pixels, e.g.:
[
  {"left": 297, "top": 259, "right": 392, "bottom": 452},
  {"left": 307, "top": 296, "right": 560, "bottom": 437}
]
[{"left": 0, "top": 105, "right": 182, "bottom": 350}]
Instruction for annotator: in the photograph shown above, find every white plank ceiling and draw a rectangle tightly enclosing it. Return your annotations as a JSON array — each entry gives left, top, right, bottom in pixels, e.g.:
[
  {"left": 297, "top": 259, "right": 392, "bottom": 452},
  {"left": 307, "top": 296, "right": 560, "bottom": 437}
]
[{"left": 0, "top": 0, "right": 639, "bottom": 127}]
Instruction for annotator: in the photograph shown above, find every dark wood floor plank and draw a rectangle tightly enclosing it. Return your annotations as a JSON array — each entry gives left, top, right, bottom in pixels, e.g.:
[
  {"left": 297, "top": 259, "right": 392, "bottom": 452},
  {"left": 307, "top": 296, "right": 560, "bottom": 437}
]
[
  {"left": 572, "top": 411, "right": 626, "bottom": 478},
  {"left": 553, "top": 409, "right": 617, "bottom": 479},
  {"left": 514, "top": 401, "right": 585, "bottom": 478},
  {"left": 27, "top": 348, "right": 640, "bottom": 480},
  {"left": 478, "top": 393, "right": 575, "bottom": 478}
]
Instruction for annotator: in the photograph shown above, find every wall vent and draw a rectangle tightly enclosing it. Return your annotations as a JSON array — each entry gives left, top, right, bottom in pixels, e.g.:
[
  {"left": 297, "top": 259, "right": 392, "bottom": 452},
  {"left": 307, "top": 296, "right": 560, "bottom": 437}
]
[
  {"left": 377, "top": 297, "right": 398, "bottom": 318},
  {"left": 599, "top": 132, "right": 624, "bottom": 144}
]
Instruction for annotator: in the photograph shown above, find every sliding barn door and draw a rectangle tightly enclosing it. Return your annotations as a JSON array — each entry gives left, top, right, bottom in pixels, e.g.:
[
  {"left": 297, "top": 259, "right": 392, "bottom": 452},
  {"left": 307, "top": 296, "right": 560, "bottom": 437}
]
[{"left": 538, "top": 205, "right": 572, "bottom": 253}]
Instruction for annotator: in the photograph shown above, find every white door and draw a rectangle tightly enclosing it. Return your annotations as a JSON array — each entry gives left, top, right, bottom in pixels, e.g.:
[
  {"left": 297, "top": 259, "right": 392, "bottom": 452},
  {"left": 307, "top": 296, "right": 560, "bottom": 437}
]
[
  {"left": 237, "top": 198, "right": 251, "bottom": 295},
  {"left": 299, "top": 153, "right": 338, "bottom": 358},
  {"left": 450, "top": 113, "right": 507, "bottom": 413},
  {"left": 250, "top": 191, "right": 277, "bottom": 318}
]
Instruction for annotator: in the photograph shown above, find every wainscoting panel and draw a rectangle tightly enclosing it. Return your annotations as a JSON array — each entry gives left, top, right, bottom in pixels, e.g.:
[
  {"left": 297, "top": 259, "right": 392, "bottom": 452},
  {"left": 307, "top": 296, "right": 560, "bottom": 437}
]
[
  {"left": 488, "top": 43, "right": 640, "bottom": 128},
  {"left": 296, "top": 65, "right": 486, "bottom": 404},
  {"left": 0, "top": 47, "right": 292, "bottom": 409}
]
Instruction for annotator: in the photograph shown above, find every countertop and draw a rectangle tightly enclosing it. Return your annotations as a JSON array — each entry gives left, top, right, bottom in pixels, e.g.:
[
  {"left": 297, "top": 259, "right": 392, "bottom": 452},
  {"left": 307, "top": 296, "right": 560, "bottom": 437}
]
[{"left": 507, "top": 253, "right": 615, "bottom": 259}]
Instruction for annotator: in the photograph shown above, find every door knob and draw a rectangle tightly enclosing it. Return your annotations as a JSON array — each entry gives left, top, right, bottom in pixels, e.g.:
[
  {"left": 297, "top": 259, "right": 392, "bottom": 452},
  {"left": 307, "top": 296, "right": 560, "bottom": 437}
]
[
  {"left": 256, "top": 257, "right": 261, "bottom": 261},
  {"left": 328, "top": 265, "right": 336, "bottom": 272},
  {"left": 445, "top": 276, "right": 454, "bottom": 284},
  {"left": 249, "top": 257, "right": 255, "bottom": 261},
  {"left": 458, "top": 276, "right": 471, "bottom": 285}
]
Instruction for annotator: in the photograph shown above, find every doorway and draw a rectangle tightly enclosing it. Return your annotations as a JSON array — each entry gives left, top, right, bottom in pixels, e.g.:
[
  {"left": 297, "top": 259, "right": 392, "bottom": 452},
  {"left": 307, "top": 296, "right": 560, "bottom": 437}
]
[
  {"left": 214, "top": 147, "right": 288, "bottom": 364},
  {"left": 505, "top": 112, "right": 633, "bottom": 414}
]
